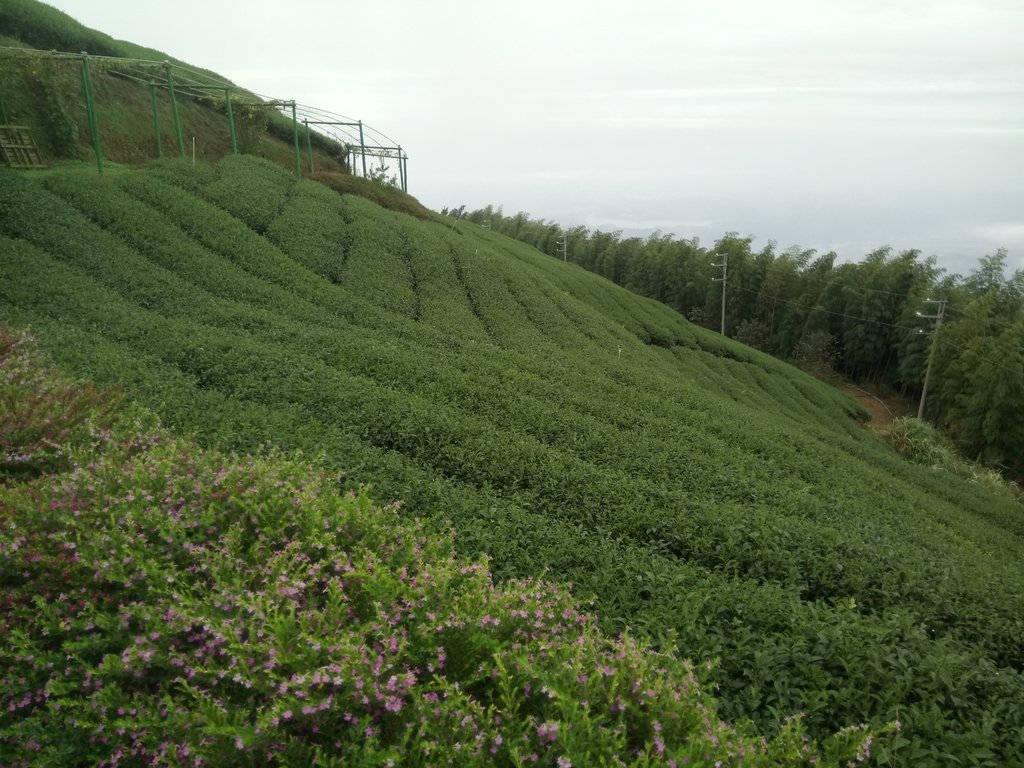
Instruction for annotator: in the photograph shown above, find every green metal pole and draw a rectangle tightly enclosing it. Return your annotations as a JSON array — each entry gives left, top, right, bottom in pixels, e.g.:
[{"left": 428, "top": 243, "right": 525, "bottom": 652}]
[
  {"left": 358, "top": 120, "right": 367, "bottom": 177},
  {"left": 165, "top": 63, "right": 185, "bottom": 159},
  {"left": 80, "top": 54, "right": 104, "bottom": 173},
  {"left": 225, "top": 88, "right": 238, "bottom": 154},
  {"left": 291, "top": 101, "right": 301, "bottom": 177},
  {"left": 304, "top": 119, "right": 314, "bottom": 173},
  {"left": 149, "top": 81, "right": 163, "bottom": 158}
]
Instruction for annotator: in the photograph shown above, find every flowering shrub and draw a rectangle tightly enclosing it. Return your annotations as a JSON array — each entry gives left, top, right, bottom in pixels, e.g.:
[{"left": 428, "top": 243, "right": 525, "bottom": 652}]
[
  {"left": 0, "top": 325, "right": 123, "bottom": 481},
  {"left": 0, "top": 330, "right": 879, "bottom": 766}
]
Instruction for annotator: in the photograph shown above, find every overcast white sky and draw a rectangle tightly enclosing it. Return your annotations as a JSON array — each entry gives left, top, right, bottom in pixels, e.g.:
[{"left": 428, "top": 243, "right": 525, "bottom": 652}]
[{"left": 46, "top": 0, "right": 1024, "bottom": 274}]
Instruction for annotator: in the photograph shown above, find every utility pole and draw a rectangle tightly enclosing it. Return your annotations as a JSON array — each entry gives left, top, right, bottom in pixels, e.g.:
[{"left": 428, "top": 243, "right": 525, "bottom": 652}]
[
  {"left": 556, "top": 235, "right": 567, "bottom": 261},
  {"left": 916, "top": 298, "right": 947, "bottom": 420},
  {"left": 711, "top": 252, "right": 728, "bottom": 336}
]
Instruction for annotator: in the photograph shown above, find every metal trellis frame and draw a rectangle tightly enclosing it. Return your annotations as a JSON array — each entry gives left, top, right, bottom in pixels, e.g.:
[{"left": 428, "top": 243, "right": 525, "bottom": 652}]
[{"left": 0, "top": 46, "right": 409, "bottom": 189}]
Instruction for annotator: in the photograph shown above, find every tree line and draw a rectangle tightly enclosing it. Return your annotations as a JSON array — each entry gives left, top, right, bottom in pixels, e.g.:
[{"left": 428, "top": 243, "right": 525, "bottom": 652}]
[{"left": 441, "top": 203, "right": 1024, "bottom": 478}]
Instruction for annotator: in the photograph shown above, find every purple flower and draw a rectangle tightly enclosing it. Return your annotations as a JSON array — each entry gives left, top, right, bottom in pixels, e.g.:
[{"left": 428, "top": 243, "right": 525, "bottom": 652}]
[{"left": 537, "top": 721, "right": 560, "bottom": 743}]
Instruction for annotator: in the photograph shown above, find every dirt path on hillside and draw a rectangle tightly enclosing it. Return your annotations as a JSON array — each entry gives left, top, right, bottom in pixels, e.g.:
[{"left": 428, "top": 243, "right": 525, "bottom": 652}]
[{"left": 842, "top": 384, "right": 905, "bottom": 425}]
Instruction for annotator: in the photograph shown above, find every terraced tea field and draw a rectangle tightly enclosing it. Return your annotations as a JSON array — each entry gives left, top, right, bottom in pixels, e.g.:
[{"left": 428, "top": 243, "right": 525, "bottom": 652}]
[{"left": 2, "top": 156, "right": 1022, "bottom": 764}]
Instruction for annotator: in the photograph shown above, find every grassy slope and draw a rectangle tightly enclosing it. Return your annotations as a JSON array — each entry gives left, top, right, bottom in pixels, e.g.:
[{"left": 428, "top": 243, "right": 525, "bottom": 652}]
[
  {"left": 1, "top": 156, "right": 1022, "bottom": 765},
  {"left": 0, "top": 0, "right": 346, "bottom": 171}
]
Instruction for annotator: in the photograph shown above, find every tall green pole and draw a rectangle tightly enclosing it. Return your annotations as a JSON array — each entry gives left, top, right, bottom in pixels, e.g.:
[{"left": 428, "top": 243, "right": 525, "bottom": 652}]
[
  {"left": 149, "top": 81, "right": 163, "bottom": 158},
  {"left": 304, "top": 119, "right": 314, "bottom": 173},
  {"left": 290, "top": 101, "right": 301, "bottom": 177},
  {"left": 165, "top": 63, "right": 185, "bottom": 159},
  {"left": 225, "top": 89, "right": 238, "bottom": 154},
  {"left": 358, "top": 120, "right": 367, "bottom": 177},
  {"left": 80, "top": 54, "right": 104, "bottom": 173}
]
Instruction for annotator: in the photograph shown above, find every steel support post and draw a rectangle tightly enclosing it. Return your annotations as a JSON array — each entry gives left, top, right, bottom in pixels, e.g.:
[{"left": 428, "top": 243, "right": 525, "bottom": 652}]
[
  {"left": 149, "top": 81, "right": 162, "bottom": 158},
  {"left": 80, "top": 54, "right": 104, "bottom": 173},
  {"left": 225, "top": 89, "right": 238, "bottom": 154},
  {"left": 291, "top": 101, "right": 301, "bottom": 177},
  {"left": 165, "top": 63, "right": 185, "bottom": 158},
  {"left": 304, "top": 119, "right": 314, "bottom": 173},
  {"left": 358, "top": 120, "right": 367, "bottom": 177}
]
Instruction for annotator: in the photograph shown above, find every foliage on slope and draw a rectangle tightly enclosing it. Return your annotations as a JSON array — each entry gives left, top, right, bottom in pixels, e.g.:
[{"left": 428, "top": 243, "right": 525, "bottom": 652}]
[
  {"left": 448, "top": 206, "right": 1024, "bottom": 477},
  {"left": 0, "top": 0, "right": 207, "bottom": 67},
  {"left": 310, "top": 171, "right": 431, "bottom": 219},
  {"left": 0, "top": 326, "right": 880, "bottom": 767},
  {"left": 1, "top": 156, "right": 1023, "bottom": 765},
  {"left": 0, "top": 0, "right": 347, "bottom": 172},
  {"left": 880, "top": 417, "right": 1019, "bottom": 497}
]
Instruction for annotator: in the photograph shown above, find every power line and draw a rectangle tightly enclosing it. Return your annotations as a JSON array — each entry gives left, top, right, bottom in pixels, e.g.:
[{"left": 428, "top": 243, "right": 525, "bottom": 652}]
[
  {"left": 730, "top": 283, "right": 907, "bottom": 329},
  {"left": 730, "top": 283, "right": 1024, "bottom": 379}
]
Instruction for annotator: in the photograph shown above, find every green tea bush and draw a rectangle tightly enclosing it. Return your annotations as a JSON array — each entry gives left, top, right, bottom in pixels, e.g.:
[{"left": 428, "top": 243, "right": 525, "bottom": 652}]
[
  {"left": 310, "top": 171, "right": 431, "bottom": 219},
  {"left": 120, "top": 168, "right": 392, "bottom": 329},
  {"left": 0, "top": 327, "right": 878, "bottom": 766},
  {"left": 200, "top": 154, "right": 294, "bottom": 234},
  {"left": 265, "top": 180, "right": 353, "bottom": 284}
]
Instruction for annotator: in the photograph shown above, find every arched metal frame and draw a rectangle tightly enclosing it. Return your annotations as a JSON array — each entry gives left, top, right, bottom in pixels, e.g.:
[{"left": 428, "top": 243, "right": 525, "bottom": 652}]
[{"left": 0, "top": 46, "right": 408, "bottom": 189}]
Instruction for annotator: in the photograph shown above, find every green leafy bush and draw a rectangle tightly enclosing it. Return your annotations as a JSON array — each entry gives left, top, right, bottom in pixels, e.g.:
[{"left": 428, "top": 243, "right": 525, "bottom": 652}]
[
  {"left": 881, "top": 416, "right": 955, "bottom": 466},
  {"left": 0, "top": 325, "right": 121, "bottom": 480},
  {"left": 0, "top": 327, "right": 879, "bottom": 766},
  {"left": 201, "top": 155, "right": 295, "bottom": 234},
  {"left": 311, "top": 171, "right": 431, "bottom": 219},
  {"left": 882, "top": 416, "right": 1020, "bottom": 498}
]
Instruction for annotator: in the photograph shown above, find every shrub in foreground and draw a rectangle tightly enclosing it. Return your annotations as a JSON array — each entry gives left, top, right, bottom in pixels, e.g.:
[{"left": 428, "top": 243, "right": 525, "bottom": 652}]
[
  {"left": 0, "top": 330, "right": 881, "bottom": 765},
  {"left": 0, "top": 325, "right": 123, "bottom": 481}
]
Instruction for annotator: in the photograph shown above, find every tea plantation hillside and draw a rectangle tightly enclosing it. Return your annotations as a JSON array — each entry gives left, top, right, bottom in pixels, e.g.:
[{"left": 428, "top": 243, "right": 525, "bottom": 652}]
[
  {"left": 2, "top": 156, "right": 1023, "bottom": 765},
  {"left": 3, "top": 326, "right": 878, "bottom": 766}
]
